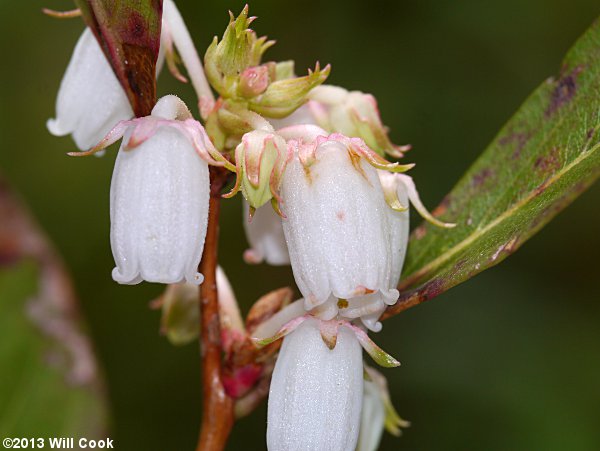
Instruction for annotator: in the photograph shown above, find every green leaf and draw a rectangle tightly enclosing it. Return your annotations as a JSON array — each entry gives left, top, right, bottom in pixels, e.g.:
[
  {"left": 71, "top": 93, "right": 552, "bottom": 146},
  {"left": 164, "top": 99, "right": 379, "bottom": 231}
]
[
  {"left": 74, "top": 0, "right": 163, "bottom": 117},
  {"left": 0, "top": 176, "right": 108, "bottom": 437},
  {"left": 385, "top": 17, "right": 600, "bottom": 318},
  {"left": 0, "top": 263, "right": 108, "bottom": 437}
]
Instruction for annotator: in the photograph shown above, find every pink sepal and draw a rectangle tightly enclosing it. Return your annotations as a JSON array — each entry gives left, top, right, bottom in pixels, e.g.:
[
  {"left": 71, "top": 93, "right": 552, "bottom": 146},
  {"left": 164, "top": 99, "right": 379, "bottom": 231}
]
[{"left": 69, "top": 116, "right": 235, "bottom": 171}]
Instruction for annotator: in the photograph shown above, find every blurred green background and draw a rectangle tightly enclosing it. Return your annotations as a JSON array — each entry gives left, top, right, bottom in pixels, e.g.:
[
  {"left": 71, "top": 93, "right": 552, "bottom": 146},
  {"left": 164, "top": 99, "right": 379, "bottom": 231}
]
[{"left": 1, "top": 0, "right": 600, "bottom": 450}]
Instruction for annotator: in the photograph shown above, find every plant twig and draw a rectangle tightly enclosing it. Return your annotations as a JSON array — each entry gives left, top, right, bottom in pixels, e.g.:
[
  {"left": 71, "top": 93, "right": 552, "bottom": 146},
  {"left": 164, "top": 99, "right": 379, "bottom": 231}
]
[{"left": 196, "top": 167, "right": 234, "bottom": 451}]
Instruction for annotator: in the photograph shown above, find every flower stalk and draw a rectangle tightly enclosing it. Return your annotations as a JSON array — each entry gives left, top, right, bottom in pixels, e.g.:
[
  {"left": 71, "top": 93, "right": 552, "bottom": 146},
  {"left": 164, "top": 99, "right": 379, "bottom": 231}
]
[{"left": 196, "top": 166, "right": 235, "bottom": 451}]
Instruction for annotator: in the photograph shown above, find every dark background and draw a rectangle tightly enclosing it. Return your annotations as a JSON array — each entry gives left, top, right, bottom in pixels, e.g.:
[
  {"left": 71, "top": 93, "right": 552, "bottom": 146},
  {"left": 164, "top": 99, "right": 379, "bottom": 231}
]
[{"left": 1, "top": 0, "right": 599, "bottom": 449}]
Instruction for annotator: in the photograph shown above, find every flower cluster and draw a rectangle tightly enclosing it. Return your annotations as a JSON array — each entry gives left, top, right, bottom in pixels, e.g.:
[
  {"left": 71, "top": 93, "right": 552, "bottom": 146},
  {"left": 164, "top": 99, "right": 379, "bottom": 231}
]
[{"left": 47, "top": 4, "right": 454, "bottom": 451}]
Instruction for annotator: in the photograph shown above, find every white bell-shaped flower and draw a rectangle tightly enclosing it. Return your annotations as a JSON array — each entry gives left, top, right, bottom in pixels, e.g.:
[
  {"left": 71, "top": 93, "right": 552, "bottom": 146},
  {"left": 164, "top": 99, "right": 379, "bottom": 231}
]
[
  {"left": 357, "top": 365, "right": 410, "bottom": 450},
  {"left": 243, "top": 201, "right": 290, "bottom": 265},
  {"left": 357, "top": 380, "right": 386, "bottom": 451},
  {"left": 308, "top": 85, "right": 410, "bottom": 158},
  {"left": 98, "top": 95, "right": 231, "bottom": 285},
  {"left": 47, "top": 0, "right": 213, "bottom": 150},
  {"left": 269, "top": 103, "right": 319, "bottom": 130},
  {"left": 280, "top": 135, "right": 411, "bottom": 330},
  {"left": 267, "top": 317, "right": 363, "bottom": 451},
  {"left": 237, "top": 104, "right": 320, "bottom": 267},
  {"left": 47, "top": 27, "right": 133, "bottom": 150}
]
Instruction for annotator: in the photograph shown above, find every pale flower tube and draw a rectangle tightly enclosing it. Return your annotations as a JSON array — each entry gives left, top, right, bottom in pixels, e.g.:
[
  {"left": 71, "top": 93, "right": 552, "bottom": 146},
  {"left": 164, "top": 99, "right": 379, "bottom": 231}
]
[
  {"left": 239, "top": 104, "right": 320, "bottom": 266},
  {"left": 280, "top": 136, "right": 410, "bottom": 330},
  {"left": 108, "top": 95, "right": 213, "bottom": 285},
  {"left": 243, "top": 201, "right": 290, "bottom": 265},
  {"left": 47, "top": 27, "right": 134, "bottom": 150},
  {"left": 357, "top": 380, "right": 386, "bottom": 451},
  {"left": 267, "top": 317, "right": 363, "bottom": 451}
]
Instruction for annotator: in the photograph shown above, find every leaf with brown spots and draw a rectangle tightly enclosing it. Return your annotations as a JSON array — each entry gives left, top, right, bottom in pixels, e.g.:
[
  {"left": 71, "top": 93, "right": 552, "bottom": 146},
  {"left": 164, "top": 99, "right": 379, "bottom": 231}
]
[
  {"left": 74, "top": 0, "right": 163, "bottom": 117},
  {"left": 0, "top": 173, "right": 108, "bottom": 436},
  {"left": 384, "top": 17, "right": 600, "bottom": 319}
]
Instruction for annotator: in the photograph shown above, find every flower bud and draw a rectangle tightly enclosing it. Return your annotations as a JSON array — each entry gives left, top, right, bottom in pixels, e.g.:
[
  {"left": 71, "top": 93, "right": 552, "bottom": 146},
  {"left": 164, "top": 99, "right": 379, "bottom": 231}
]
[
  {"left": 267, "top": 317, "right": 363, "bottom": 451},
  {"left": 309, "top": 85, "right": 409, "bottom": 158},
  {"left": 204, "top": 6, "right": 274, "bottom": 97},
  {"left": 238, "top": 65, "right": 270, "bottom": 98},
  {"left": 248, "top": 63, "right": 330, "bottom": 118},
  {"left": 157, "top": 266, "right": 242, "bottom": 346},
  {"left": 158, "top": 282, "right": 199, "bottom": 346},
  {"left": 228, "top": 130, "right": 289, "bottom": 210}
]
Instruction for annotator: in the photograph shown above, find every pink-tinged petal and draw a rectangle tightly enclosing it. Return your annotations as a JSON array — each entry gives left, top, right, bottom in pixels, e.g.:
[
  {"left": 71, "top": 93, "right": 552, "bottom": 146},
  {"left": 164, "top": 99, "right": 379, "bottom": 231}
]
[
  {"left": 243, "top": 135, "right": 267, "bottom": 187},
  {"left": 343, "top": 323, "right": 400, "bottom": 368},
  {"left": 348, "top": 93, "right": 381, "bottom": 125},
  {"left": 238, "top": 65, "right": 270, "bottom": 98},
  {"left": 319, "top": 319, "right": 340, "bottom": 350},
  {"left": 216, "top": 266, "right": 245, "bottom": 340},
  {"left": 268, "top": 139, "right": 289, "bottom": 206},
  {"left": 199, "top": 96, "right": 215, "bottom": 119},
  {"left": 297, "top": 140, "right": 318, "bottom": 167},
  {"left": 223, "top": 363, "right": 263, "bottom": 399},
  {"left": 67, "top": 119, "right": 132, "bottom": 157},
  {"left": 236, "top": 130, "right": 288, "bottom": 209},
  {"left": 329, "top": 134, "right": 414, "bottom": 173},
  {"left": 252, "top": 314, "right": 308, "bottom": 347},
  {"left": 243, "top": 248, "right": 264, "bottom": 264},
  {"left": 126, "top": 117, "right": 162, "bottom": 148},
  {"left": 178, "top": 120, "right": 235, "bottom": 171},
  {"left": 220, "top": 328, "right": 246, "bottom": 357},
  {"left": 397, "top": 174, "right": 457, "bottom": 229}
]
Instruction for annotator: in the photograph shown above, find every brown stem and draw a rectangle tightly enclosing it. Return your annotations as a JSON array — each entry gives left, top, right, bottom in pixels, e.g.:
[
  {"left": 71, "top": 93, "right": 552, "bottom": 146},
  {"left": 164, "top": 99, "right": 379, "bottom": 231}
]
[
  {"left": 196, "top": 167, "right": 234, "bottom": 451},
  {"left": 380, "top": 288, "right": 426, "bottom": 320},
  {"left": 382, "top": 272, "right": 451, "bottom": 321}
]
